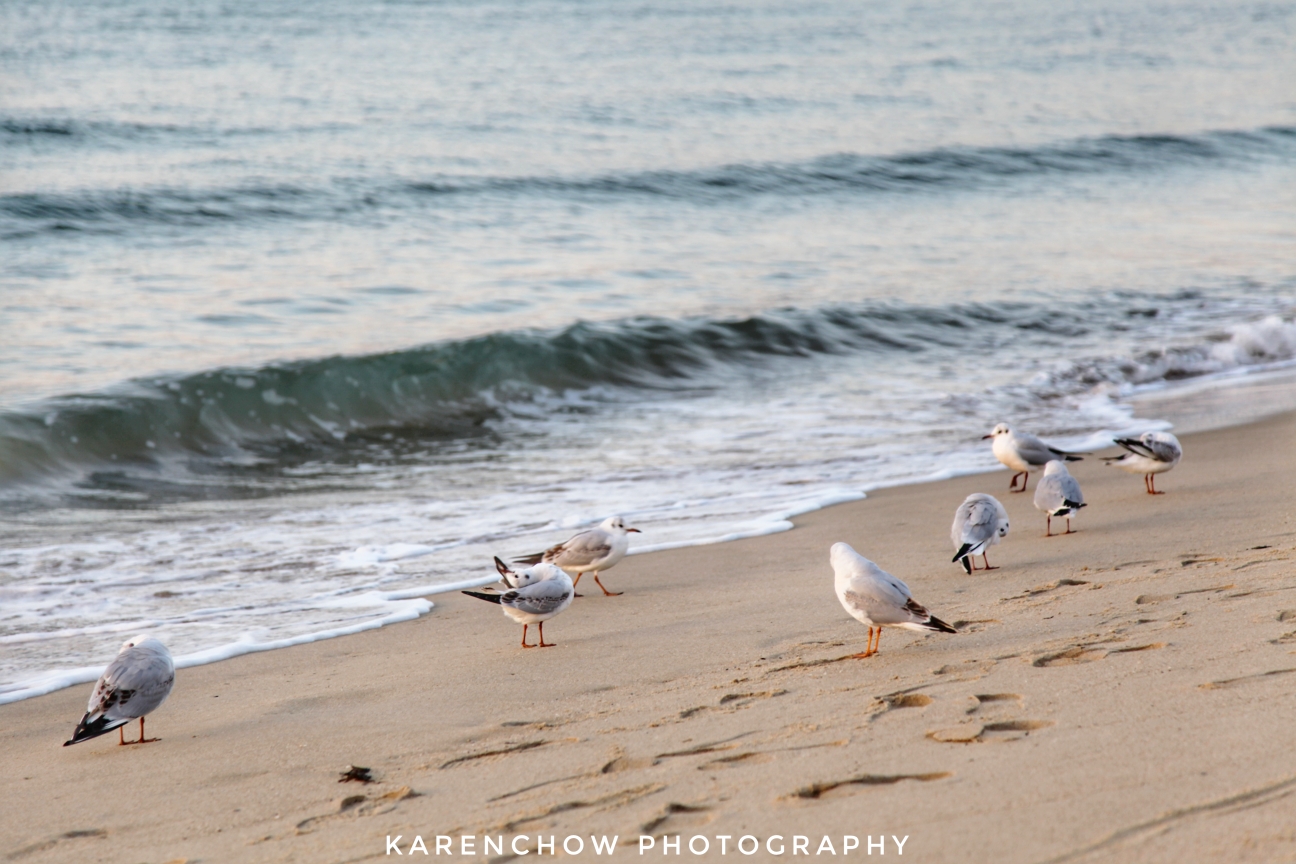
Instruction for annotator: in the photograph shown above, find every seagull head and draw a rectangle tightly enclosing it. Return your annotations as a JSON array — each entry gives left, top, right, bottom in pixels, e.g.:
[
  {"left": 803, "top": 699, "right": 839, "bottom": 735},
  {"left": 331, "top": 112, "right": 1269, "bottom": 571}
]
[
  {"left": 121, "top": 635, "right": 167, "bottom": 656},
  {"left": 601, "top": 516, "right": 641, "bottom": 534},
  {"left": 1042, "top": 459, "right": 1069, "bottom": 476},
  {"left": 829, "top": 541, "right": 863, "bottom": 572},
  {"left": 982, "top": 423, "right": 1011, "bottom": 440}
]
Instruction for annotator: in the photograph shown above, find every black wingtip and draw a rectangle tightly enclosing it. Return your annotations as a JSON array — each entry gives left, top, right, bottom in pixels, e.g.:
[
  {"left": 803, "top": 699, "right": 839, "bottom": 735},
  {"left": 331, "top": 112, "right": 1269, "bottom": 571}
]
[
  {"left": 952, "top": 543, "right": 973, "bottom": 564},
  {"left": 63, "top": 712, "right": 125, "bottom": 746},
  {"left": 960, "top": 557, "right": 972, "bottom": 575},
  {"left": 512, "top": 553, "right": 544, "bottom": 566},
  {"left": 927, "top": 616, "right": 958, "bottom": 634},
  {"left": 1064, "top": 499, "right": 1086, "bottom": 509},
  {"left": 463, "top": 590, "right": 504, "bottom": 605},
  {"left": 1064, "top": 455, "right": 1083, "bottom": 462}
]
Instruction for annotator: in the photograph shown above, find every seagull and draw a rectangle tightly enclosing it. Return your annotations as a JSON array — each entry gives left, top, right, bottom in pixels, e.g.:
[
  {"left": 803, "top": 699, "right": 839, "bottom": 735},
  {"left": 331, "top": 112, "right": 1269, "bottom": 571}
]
[
  {"left": 513, "top": 516, "right": 640, "bottom": 596},
  {"left": 64, "top": 635, "right": 175, "bottom": 747},
  {"left": 1033, "top": 460, "right": 1086, "bottom": 536},
  {"left": 830, "top": 542, "right": 957, "bottom": 658},
  {"left": 1103, "top": 431, "right": 1182, "bottom": 494},
  {"left": 951, "top": 493, "right": 1009, "bottom": 574},
  {"left": 983, "top": 423, "right": 1086, "bottom": 492},
  {"left": 463, "top": 557, "right": 574, "bottom": 648}
]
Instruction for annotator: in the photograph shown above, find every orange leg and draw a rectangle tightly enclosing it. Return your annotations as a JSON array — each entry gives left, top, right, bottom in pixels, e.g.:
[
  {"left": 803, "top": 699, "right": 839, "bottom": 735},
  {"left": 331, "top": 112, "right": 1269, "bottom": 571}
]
[
  {"left": 874, "top": 628, "right": 883, "bottom": 655},
  {"left": 521, "top": 624, "right": 535, "bottom": 648},
  {"left": 537, "top": 621, "right": 556, "bottom": 648},
  {"left": 593, "top": 572, "right": 622, "bottom": 596},
  {"left": 982, "top": 552, "right": 997, "bottom": 571},
  {"left": 119, "top": 726, "right": 126, "bottom": 746},
  {"left": 571, "top": 572, "right": 584, "bottom": 598},
  {"left": 1146, "top": 473, "right": 1164, "bottom": 495},
  {"left": 1045, "top": 514, "right": 1053, "bottom": 537},
  {"left": 138, "top": 716, "right": 159, "bottom": 744},
  {"left": 1065, "top": 517, "right": 1075, "bottom": 535},
  {"left": 852, "top": 626, "right": 876, "bottom": 659},
  {"left": 1009, "top": 471, "right": 1028, "bottom": 492}
]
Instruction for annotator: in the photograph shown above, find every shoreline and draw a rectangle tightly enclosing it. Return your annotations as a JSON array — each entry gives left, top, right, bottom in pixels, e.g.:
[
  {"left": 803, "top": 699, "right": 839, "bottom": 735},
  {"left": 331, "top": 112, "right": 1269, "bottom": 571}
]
[
  {"left": 6, "top": 364, "right": 1296, "bottom": 707},
  {"left": 3, "top": 405, "right": 1295, "bottom": 861}
]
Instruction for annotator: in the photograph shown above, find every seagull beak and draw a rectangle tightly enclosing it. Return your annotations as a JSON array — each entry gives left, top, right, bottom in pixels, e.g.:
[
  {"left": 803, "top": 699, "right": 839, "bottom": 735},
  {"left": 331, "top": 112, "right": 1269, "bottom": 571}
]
[
  {"left": 981, "top": 434, "right": 993, "bottom": 440},
  {"left": 626, "top": 528, "right": 642, "bottom": 533}
]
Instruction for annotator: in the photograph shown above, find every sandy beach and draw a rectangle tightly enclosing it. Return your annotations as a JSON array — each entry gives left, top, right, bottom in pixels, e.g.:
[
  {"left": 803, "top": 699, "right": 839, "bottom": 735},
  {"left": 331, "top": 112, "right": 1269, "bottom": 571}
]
[{"left": 3, "top": 410, "right": 1295, "bottom": 863}]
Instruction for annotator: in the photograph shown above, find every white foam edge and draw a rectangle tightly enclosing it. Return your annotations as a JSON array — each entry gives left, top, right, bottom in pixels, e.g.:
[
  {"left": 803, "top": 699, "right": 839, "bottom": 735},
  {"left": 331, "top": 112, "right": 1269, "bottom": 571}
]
[{"left": 0, "top": 573, "right": 506, "bottom": 706}]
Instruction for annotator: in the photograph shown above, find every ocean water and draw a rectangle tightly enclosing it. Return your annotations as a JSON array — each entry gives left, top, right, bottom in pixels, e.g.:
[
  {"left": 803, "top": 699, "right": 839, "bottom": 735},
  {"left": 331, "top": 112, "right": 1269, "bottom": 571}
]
[{"left": 2, "top": 0, "right": 1294, "bottom": 702}]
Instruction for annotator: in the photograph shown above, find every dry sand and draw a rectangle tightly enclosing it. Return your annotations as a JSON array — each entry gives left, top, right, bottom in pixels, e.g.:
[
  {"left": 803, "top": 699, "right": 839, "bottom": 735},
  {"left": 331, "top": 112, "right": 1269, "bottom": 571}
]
[{"left": 3, "top": 411, "right": 1295, "bottom": 864}]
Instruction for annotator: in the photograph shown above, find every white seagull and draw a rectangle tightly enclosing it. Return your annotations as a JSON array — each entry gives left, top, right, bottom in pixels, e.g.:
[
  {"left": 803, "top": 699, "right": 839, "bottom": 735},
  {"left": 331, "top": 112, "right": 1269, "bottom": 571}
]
[
  {"left": 64, "top": 635, "right": 175, "bottom": 747},
  {"left": 1033, "top": 460, "right": 1086, "bottom": 536},
  {"left": 951, "top": 493, "right": 1010, "bottom": 574},
  {"left": 514, "top": 516, "right": 640, "bottom": 596},
  {"left": 1103, "top": 431, "right": 1182, "bottom": 494},
  {"left": 830, "top": 542, "right": 956, "bottom": 658},
  {"left": 983, "top": 423, "right": 1086, "bottom": 492},
  {"left": 463, "top": 557, "right": 575, "bottom": 648}
]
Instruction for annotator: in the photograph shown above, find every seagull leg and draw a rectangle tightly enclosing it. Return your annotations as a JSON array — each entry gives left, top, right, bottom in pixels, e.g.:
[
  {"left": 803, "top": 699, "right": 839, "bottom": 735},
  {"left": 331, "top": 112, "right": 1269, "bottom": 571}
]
[
  {"left": 537, "top": 621, "right": 556, "bottom": 647},
  {"left": 119, "top": 726, "right": 126, "bottom": 746},
  {"left": 1065, "top": 517, "right": 1076, "bottom": 534},
  {"left": 873, "top": 628, "right": 883, "bottom": 655},
  {"left": 1045, "top": 515, "right": 1053, "bottom": 537},
  {"left": 1147, "top": 473, "right": 1163, "bottom": 495},
  {"left": 982, "top": 553, "right": 998, "bottom": 571},
  {"left": 1010, "top": 471, "right": 1028, "bottom": 492},
  {"left": 570, "top": 572, "right": 584, "bottom": 598},
  {"left": 593, "top": 572, "right": 623, "bottom": 596},
  {"left": 521, "top": 624, "right": 535, "bottom": 649},
  {"left": 138, "top": 716, "right": 159, "bottom": 744},
  {"left": 853, "top": 627, "right": 875, "bottom": 659}
]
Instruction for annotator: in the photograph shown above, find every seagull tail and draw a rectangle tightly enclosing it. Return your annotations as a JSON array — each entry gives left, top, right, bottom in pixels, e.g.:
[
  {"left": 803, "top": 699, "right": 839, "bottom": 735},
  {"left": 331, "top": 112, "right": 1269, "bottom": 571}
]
[
  {"left": 512, "top": 552, "right": 544, "bottom": 565},
  {"left": 924, "top": 616, "right": 958, "bottom": 634},
  {"left": 462, "top": 590, "right": 504, "bottom": 605},
  {"left": 1064, "top": 499, "right": 1086, "bottom": 510},
  {"left": 63, "top": 712, "right": 129, "bottom": 746}
]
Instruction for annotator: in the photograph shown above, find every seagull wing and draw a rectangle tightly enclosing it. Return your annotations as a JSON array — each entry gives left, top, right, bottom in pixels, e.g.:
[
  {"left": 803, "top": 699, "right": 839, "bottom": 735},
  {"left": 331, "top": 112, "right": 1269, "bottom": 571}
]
[
  {"left": 1034, "top": 473, "right": 1065, "bottom": 513},
  {"left": 545, "top": 529, "right": 613, "bottom": 569},
  {"left": 502, "top": 579, "right": 573, "bottom": 616}
]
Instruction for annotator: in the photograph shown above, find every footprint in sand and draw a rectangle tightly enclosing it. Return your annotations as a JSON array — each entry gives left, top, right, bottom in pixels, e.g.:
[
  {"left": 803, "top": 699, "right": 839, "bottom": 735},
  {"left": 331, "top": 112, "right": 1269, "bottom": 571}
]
[
  {"left": 678, "top": 689, "right": 788, "bottom": 719},
  {"left": 641, "top": 802, "right": 715, "bottom": 835},
  {"left": 1033, "top": 642, "right": 1166, "bottom": 667},
  {"left": 787, "top": 772, "right": 951, "bottom": 801},
  {"left": 927, "top": 720, "right": 1053, "bottom": 744},
  {"left": 965, "top": 693, "right": 1023, "bottom": 715},
  {"left": 699, "top": 751, "right": 775, "bottom": 770},
  {"left": 295, "top": 787, "right": 417, "bottom": 834}
]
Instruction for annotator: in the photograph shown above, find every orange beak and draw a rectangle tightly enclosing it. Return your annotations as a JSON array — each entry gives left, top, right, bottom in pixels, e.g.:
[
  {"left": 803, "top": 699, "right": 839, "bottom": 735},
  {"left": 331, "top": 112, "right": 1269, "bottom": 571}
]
[{"left": 626, "top": 528, "right": 642, "bottom": 533}]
